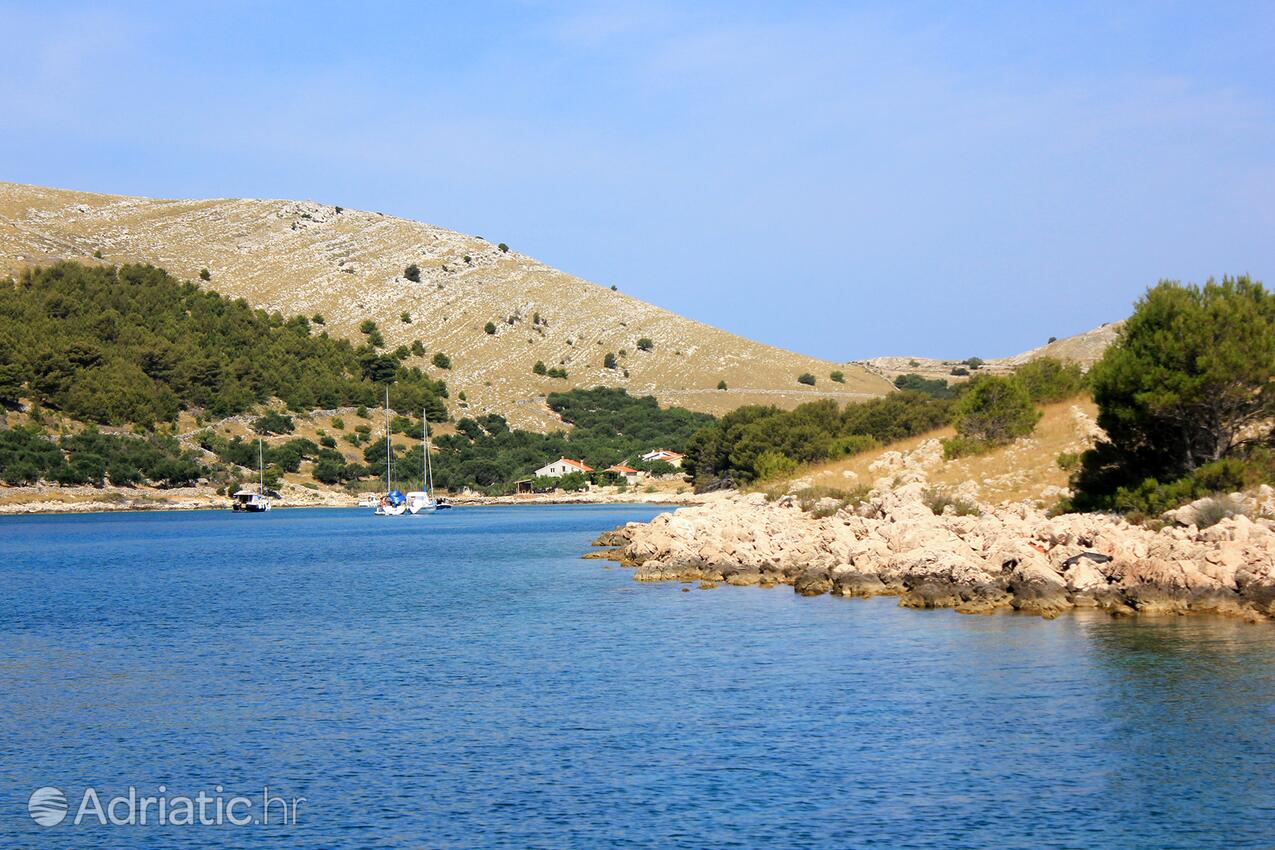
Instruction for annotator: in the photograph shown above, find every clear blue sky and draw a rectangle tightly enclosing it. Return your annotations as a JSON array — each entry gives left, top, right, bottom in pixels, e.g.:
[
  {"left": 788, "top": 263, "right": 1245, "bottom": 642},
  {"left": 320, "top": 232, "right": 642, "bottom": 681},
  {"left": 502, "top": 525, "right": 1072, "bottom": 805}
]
[{"left": 3, "top": 1, "right": 1272, "bottom": 360}]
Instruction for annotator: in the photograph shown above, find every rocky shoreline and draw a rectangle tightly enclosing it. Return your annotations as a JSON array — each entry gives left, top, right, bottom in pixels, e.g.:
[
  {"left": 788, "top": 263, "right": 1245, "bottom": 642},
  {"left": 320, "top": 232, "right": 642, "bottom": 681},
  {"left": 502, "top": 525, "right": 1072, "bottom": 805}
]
[
  {"left": 0, "top": 484, "right": 701, "bottom": 514},
  {"left": 590, "top": 484, "right": 1275, "bottom": 622}
]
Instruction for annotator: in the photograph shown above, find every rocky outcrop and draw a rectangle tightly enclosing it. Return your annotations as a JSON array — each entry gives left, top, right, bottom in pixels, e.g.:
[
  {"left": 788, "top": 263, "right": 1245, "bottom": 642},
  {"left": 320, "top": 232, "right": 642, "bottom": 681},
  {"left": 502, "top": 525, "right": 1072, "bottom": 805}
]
[{"left": 591, "top": 483, "right": 1275, "bottom": 621}]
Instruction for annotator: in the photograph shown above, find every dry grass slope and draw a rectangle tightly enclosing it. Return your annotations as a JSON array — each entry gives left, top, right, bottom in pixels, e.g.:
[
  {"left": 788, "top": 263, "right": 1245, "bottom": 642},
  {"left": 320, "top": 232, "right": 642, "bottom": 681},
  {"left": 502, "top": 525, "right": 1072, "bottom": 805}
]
[
  {"left": 0, "top": 181, "right": 893, "bottom": 429},
  {"left": 776, "top": 398, "right": 1101, "bottom": 505}
]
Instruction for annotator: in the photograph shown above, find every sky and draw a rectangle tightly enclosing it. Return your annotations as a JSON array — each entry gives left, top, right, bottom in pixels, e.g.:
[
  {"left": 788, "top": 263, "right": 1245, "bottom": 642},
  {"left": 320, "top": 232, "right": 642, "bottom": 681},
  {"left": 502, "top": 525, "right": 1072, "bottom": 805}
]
[{"left": 2, "top": 1, "right": 1272, "bottom": 361}]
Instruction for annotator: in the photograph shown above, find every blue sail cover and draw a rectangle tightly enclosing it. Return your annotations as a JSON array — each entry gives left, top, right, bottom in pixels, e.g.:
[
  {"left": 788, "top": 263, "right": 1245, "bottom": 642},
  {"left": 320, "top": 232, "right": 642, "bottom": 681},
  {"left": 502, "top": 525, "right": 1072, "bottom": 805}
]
[{"left": 386, "top": 490, "right": 406, "bottom": 506}]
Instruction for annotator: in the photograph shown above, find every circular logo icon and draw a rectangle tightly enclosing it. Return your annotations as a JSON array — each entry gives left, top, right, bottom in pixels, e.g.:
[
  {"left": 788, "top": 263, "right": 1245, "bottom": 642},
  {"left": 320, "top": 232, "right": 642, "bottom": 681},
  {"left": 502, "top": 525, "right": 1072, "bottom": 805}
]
[{"left": 28, "top": 786, "right": 68, "bottom": 827}]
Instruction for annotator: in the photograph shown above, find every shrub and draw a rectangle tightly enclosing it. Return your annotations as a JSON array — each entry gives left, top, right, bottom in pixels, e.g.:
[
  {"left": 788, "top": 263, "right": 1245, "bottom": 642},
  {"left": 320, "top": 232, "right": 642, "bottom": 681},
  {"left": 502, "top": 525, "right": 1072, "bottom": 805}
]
[
  {"left": 964, "top": 357, "right": 984, "bottom": 369},
  {"left": 312, "top": 314, "right": 325, "bottom": 325},
  {"left": 829, "top": 434, "right": 879, "bottom": 457},
  {"left": 432, "top": 352, "right": 451, "bottom": 369},
  {"left": 922, "top": 487, "right": 981, "bottom": 516},
  {"left": 829, "top": 370, "right": 845, "bottom": 384},
  {"left": 400, "top": 312, "right": 412, "bottom": 324},
  {"left": 360, "top": 319, "right": 378, "bottom": 335},
  {"left": 950, "top": 375, "right": 1040, "bottom": 445},
  {"left": 199, "top": 268, "right": 211, "bottom": 281},
  {"left": 1191, "top": 495, "right": 1252, "bottom": 529},
  {"left": 717, "top": 380, "right": 728, "bottom": 390},
  {"left": 950, "top": 366, "right": 969, "bottom": 376},
  {"left": 404, "top": 264, "right": 421, "bottom": 282},
  {"left": 410, "top": 340, "right": 426, "bottom": 357},
  {"left": 637, "top": 338, "right": 654, "bottom": 352},
  {"left": 546, "top": 367, "right": 568, "bottom": 379},
  {"left": 498, "top": 243, "right": 509, "bottom": 253},
  {"left": 1048, "top": 336, "right": 1057, "bottom": 343},
  {"left": 603, "top": 353, "right": 618, "bottom": 369},
  {"left": 941, "top": 435, "right": 991, "bottom": 460},
  {"left": 557, "top": 470, "right": 587, "bottom": 491},
  {"left": 533, "top": 361, "right": 548, "bottom": 376},
  {"left": 797, "top": 373, "right": 816, "bottom": 386},
  {"left": 1014, "top": 357, "right": 1085, "bottom": 403},
  {"left": 484, "top": 322, "right": 497, "bottom": 335},
  {"left": 1056, "top": 451, "right": 1081, "bottom": 471},
  {"left": 252, "top": 411, "right": 295, "bottom": 435},
  {"left": 1098, "top": 452, "right": 1275, "bottom": 518},
  {"left": 894, "top": 374, "right": 954, "bottom": 399},
  {"left": 754, "top": 450, "right": 798, "bottom": 481}
]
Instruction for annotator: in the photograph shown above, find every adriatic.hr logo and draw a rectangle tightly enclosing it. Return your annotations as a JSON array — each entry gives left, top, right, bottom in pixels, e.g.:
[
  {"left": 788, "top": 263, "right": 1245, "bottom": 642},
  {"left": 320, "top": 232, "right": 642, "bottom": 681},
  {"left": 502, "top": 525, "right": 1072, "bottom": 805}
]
[{"left": 26, "top": 784, "right": 304, "bottom": 828}]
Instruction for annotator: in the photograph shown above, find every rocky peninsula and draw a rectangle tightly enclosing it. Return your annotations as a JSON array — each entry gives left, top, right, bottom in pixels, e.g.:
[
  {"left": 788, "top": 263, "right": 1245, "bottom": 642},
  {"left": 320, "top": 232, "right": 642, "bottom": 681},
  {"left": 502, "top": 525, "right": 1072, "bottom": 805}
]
[{"left": 591, "top": 479, "right": 1275, "bottom": 622}]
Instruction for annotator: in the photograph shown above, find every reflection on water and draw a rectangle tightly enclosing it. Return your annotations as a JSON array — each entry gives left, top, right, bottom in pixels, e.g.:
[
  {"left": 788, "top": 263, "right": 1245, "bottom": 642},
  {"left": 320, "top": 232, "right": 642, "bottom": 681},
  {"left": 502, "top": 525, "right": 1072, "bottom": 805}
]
[{"left": 0, "top": 506, "right": 1272, "bottom": 849}]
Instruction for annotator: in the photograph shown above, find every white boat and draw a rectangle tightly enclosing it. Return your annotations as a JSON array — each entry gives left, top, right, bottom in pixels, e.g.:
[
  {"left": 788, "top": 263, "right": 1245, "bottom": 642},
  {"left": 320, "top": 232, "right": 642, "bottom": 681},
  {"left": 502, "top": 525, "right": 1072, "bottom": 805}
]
[
  {"left": 407, "top": 407, "right": 438, "bottom": 514},
  {"left": 375, "top": 387, "right": 410, "bottom": 516},
  {"left": 232, "top": 439, "right": 273, "bottom": 512}
]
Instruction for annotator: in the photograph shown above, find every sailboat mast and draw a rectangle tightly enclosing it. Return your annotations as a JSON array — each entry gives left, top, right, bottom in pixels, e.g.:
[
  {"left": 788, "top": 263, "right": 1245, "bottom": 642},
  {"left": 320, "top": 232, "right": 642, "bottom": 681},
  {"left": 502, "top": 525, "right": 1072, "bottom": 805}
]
[
  {"left": 384, "top": 385, "right": 392, "bottom": 490},
  {"left": 258, "top": 437, "right": 264, "bottom": 496},
  {"left": 423, "top": 408, "right": 433, "bottom": 495}
]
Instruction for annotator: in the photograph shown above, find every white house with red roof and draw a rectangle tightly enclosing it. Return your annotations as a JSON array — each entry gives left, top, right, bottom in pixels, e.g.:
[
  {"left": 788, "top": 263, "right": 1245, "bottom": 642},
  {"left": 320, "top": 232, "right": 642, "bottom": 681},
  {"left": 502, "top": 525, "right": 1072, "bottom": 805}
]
[
  {"left": 640, "top": 449, "right": 683, "bottom": 468},
  {"left": 535, "top": 457, "right": 594, "bottom": 478}
]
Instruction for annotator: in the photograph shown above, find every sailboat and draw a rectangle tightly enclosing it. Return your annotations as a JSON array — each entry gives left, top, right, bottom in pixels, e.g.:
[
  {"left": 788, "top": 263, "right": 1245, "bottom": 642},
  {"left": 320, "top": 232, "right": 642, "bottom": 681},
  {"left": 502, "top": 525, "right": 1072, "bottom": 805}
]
[
  {"left": 374, "top": 387, "right": 408, "bottom": 516},
  {"left": 406, "top": 408, "right": 441, "bottom": 514},
  {"left": 231, "top": 438, "right": 273, "bottom": 512}
]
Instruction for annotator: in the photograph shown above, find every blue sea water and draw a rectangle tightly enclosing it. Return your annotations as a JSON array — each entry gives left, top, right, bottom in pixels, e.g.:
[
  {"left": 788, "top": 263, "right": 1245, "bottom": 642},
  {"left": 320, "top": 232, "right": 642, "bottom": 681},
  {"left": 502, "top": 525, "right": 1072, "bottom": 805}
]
[{"left": 0, "top": 505, "right": 1273, "bottom": 849}]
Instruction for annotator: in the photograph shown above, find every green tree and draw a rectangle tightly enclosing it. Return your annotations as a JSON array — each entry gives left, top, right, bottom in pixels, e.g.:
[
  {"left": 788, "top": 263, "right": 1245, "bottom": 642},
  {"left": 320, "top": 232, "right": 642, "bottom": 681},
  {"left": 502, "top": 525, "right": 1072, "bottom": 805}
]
[
  {"left": 533, "top": 361, "right": 548, "bottom": 376},
  {"left": 484, "top": 321, "right": 497, "bottom": 335},
  {"left": 1073, "top": 276, "right": 1275, "bottom": 508},
  {"left": 0, "top": 363, "right": 26, "bottom": 407},
  {"left": 603, "top": 352, "right": 618, "bottom": 369},
  {"left": 717, "top": 380, "right": 727, "bottom": 390},
  {"left": 404, "top": 264, "right": 421, "bottom": 282},
  {"left": 637, "top": 338, "right": 653, "bottom": 352},
  {"left": 199, "top": 268, "right": 211, "bottom": 281},
  {"left": 797, "top": 373, "right": 816, "bottom": 386},
  {"left": 432, "top": 352, "right": 451, "bottom": 369},
  {"left": 829, "top": 370, "right": 845, "bottom": 384},
  {"left": 947, "top": 375, "right": 1039, "bottom": 450}
]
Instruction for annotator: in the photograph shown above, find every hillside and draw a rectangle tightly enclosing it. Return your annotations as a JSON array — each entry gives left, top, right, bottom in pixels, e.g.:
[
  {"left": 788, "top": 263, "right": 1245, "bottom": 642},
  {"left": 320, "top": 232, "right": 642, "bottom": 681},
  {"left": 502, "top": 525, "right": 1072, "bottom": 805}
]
[
  {"left": 0, "top": 181, "right": 892, "bottom": 429},
  {"left": 854, "top": 322, "right": 1121, "bottom": 386},
  {"left": 778, "top": 398, "right": 1102, "bottom": 506}
]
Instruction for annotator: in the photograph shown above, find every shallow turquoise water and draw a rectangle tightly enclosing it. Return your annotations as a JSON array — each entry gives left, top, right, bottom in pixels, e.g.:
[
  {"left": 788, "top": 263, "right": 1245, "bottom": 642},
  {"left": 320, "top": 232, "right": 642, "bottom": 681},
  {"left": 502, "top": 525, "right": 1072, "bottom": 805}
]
[{"left": 1, "top": 505, "right": 1273, "bottom": 848}]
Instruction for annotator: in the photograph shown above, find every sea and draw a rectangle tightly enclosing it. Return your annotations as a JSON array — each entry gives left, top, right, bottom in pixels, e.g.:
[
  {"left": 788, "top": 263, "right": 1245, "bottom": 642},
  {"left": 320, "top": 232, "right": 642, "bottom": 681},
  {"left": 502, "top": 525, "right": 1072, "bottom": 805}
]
[{"left": 1, "top": 505, "right": 1272, "bottom": 848}]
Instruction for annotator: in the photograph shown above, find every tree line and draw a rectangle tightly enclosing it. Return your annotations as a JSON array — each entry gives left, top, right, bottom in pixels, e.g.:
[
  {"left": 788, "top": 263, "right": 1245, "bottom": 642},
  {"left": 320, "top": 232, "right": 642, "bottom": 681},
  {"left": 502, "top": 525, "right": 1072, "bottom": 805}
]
[{"left": 0, "top": 262, "right": 447, "bottom": 426}]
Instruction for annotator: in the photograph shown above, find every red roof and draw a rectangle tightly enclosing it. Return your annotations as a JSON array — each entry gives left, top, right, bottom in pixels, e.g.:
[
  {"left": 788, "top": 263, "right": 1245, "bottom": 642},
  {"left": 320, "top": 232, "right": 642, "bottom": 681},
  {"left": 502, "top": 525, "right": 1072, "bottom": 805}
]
[
  {"left": 607, "top": 463, "right": 639, "bottom": 474},
  {"left": 557, "top": 457, "right": 594, "bottom": 472}
]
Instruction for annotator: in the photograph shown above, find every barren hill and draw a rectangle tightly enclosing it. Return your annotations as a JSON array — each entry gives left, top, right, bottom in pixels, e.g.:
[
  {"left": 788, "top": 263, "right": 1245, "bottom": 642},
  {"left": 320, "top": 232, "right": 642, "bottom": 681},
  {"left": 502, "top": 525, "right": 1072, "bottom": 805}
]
[
  {"left": 854, "top": 322, "right": 1122, "bottom": 386},
  {"left": 0, "top": 181, "right": 892, "bottom": 429}
]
